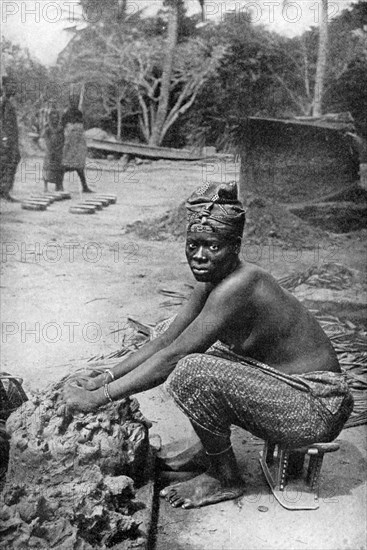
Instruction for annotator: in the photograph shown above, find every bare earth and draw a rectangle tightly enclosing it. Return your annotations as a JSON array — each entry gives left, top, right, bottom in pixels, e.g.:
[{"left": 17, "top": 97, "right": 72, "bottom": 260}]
[{"left": 1, "top": 156, "right": 366, "bottom": 550}]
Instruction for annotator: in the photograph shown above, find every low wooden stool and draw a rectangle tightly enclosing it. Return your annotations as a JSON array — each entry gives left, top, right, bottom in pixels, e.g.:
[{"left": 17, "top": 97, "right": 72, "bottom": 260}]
[{"left": 259, "top": 440, "right": 340, "bottom": 510}]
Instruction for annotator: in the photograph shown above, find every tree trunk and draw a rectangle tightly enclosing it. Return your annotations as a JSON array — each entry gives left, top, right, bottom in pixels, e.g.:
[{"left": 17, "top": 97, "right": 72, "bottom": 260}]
[
  {"left": 149, "top": 2, "right": 178, "bottom": 146},
  {"left": 199, "top": 0, "right": 205, "bottom": 21},
  {"left": 313, "top": 0, "right": 328, "bottom": 117},
  {"left": 117, "top": 99, "right": 122, "bottom": 140}
]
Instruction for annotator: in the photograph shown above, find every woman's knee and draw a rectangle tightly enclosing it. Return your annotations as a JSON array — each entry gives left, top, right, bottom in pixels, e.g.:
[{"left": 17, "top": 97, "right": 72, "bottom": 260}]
[
  {"left": 165, "top": 353, "right": 210, "bottom": 395},
  {"left": 176, "top": 353, "right": 211, "bottom": 375}
]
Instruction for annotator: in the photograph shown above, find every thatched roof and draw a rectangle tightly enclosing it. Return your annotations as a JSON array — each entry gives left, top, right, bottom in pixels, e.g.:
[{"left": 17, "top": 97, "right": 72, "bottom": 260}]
[{"left": 235, "top": 113, "right": 356, "bottom": 137}]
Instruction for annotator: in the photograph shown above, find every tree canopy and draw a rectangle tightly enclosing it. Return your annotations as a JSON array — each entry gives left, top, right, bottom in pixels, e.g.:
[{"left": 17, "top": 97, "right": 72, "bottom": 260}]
[{"left": 2, "top": 0, "right": 365, "bottom": 147}]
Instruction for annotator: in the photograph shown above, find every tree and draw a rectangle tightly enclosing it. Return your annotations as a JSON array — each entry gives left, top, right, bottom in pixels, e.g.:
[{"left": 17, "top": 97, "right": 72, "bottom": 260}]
[
  {"left": 149, "top": 0, "right": 179, "bottom": 145},
  {"left": 60, "top": 0, "right": 222, "bottom": 145},
  {"left": 182, "top": 11, "right": 309, "bottom": 148},
  {"left": 1, "top": 38, "right": 51, "bottom": 128},
  {"left": 60, "top": 26, "right": 141, "bottom": 139},
  {"left": 323, "top": 1, "right": 367, "bottom": 135},
  {"left": 324, "top": 0, "right": 367, "bottom": 86},
  {"left": 146, "top": 0, "right": 209, "bottom": 145},
  {"left": 282, "top": 0, "right": 328, "bottom": 116},
  {"left": 313, "top": 0, "right": 328, "bottom": 116}
]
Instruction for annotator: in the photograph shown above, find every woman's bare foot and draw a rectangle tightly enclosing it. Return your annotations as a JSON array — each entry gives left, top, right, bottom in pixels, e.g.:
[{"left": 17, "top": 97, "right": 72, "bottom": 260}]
[
  {"left": 160, "top": 447, "right": 245, "bottom": 508},
  {"left": 160, "top": 470, "right": 245, "bottom": 508}
]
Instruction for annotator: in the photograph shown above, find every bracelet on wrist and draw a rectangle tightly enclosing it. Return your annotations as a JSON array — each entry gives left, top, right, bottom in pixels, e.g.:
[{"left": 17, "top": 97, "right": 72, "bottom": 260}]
[
  {"left": 104, "top": 382, "right": 113, "bottom": 403},
  {"left": 104, "top": 369, "right": 115, "bottom": 383}
]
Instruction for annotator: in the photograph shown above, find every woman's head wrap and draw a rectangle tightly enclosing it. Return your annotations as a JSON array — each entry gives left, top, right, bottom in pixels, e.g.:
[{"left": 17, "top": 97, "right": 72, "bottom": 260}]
[{"left": 186, "top": 181, "right": 246, "bottom": 239}]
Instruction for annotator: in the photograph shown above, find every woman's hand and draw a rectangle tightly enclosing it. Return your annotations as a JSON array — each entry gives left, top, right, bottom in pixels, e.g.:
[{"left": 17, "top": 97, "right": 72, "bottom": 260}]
[
  {"left": 75, "top": 373, "right": 106, "bottom": 391},
  {"left": 67, "top": 369, "right": 107, "bottom": 391},
  {"left": 62, "top": 380, "right": 103, "bottom": 413}
]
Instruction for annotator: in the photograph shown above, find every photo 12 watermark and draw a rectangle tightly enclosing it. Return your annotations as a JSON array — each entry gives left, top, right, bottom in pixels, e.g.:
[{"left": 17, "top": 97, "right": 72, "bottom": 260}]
[
  {"left": 201, "top": 0, "right": 341, "bottom": 24},
  {"left": 1, "top": 320, "right": 139, "bottom": 344},
  {"left": 2, "top": 241, "right": 140, "bottom": 264},
  {"left": 240, "top": 241, "right": 342, "bottom": 265},
  {"left": 2, "top": 1, "right": 142, "bottom": 25},
  {"left": 2, "top": 1, "right": 342, "bottom": 28},
  {"left": 18, "top": 159, "right": 140, "bottom": 186}
]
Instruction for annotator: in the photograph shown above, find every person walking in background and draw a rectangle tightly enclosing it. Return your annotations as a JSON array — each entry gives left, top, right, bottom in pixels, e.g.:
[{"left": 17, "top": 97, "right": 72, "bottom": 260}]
[
  {"left": 0, "top": 76, "right": 21, "bottom": 202},
  {"left": 60, "top": 95, "right": 93, "bottom": 193},
  {"left": 42, "top": 106, "right": 64, "bottom": 192}
]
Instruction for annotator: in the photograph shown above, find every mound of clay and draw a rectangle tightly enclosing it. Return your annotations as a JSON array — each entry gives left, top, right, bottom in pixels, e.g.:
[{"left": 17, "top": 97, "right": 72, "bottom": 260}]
[
  {"left": 242, "top": 195, "right": 330, "bottom": 247},
  {"left": 0, "top": 378, "right": 151, "bottom": 549},
  {"left": 125, "top": 193, "right": 331, "bottom": 248},
  {"left": 124, "top": 203, "right": 187, "bottom": 242}
]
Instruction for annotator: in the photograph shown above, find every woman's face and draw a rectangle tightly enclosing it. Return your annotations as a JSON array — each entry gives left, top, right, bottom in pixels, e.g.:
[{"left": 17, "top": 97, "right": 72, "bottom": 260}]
[{"left": 185, "top": 230, "right": 239, "bottom": 284}]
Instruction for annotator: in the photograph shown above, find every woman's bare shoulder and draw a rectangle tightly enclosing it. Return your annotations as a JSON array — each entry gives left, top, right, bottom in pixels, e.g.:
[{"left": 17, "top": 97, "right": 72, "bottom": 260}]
[{"left": 226, "top": 262, "right": 274, "bottom": 291}]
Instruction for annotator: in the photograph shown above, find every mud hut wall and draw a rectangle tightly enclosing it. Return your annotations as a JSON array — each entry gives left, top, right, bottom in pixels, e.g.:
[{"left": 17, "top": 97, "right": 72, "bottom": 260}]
[{"left": 238, "top": 120, "right": 359, "bottom": 204}]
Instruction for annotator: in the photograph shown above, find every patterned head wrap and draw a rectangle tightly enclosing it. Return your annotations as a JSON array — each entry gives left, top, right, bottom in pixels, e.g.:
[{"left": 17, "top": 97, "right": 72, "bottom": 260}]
[{"left": 186, "top": 181, "right": 246, "bottom": 239}]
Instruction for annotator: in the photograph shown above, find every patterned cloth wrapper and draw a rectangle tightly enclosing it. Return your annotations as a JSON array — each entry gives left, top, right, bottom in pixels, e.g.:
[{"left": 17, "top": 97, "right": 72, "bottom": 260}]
[
  {"left": 62, "top": 122, "right": 87, "bottom": 169},
  {"left": 186, "top": 181, "right": 246, "bottom": 239},
  {"left": 153, "top": 318, "right": 353, "bottom": 447},
  {"left": 42, "top": 114, "right": 64, "bottom": 183}
]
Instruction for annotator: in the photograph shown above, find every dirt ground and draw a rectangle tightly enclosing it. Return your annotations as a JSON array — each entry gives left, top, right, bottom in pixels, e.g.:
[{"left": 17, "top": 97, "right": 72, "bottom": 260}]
[{"left": 1, "top": 156, "right": 366, "bottom": 550}]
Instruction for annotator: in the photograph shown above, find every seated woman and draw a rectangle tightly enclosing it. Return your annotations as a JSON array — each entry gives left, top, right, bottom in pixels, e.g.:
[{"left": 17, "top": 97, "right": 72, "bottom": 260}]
[{"left": 63, "top": 181, "right": 353, "bottom": 509}]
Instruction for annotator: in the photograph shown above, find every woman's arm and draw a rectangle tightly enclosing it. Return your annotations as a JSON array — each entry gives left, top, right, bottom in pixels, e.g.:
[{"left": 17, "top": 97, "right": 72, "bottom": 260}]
[
  {"left": 68, "top": 283, "right": 209, "bottom": 391},
  {"left": 110, "top": 283, "right": 208, "bottom": 378},
  {"left": 63, "top": 279, "right": 240, "bottom": 412}
]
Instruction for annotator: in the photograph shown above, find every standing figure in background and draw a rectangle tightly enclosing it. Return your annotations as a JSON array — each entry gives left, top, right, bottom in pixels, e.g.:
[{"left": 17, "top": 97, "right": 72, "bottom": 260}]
[
  {"left": 42, "top": 107, "right": 64, "bottom": 192},
  {"left": 60, "top": 96, "right": 93, "bottom": 193},
  {"left": 0, "top": 76, "right": 21, "bottom": 202}
]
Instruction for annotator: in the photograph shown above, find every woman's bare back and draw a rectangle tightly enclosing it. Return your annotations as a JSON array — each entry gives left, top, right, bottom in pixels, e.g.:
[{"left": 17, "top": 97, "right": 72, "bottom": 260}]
[{"left": 213, "top": 264, "right": 340, "bottom": 375}]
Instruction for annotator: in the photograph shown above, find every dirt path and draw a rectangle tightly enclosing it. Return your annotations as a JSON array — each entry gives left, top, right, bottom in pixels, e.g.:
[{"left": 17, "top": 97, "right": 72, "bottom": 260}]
[
  {"left": 0, "top": 158, "right": 206, "bottom": 389},
  {"left": 1, "top": 156, "right": 366, "bottom": 550}
]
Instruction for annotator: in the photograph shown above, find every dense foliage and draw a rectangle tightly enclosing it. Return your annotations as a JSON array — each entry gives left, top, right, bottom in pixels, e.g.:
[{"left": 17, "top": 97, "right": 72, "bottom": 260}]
[{"left": 2, "top": 0, "right": 366, "bottom": 147}]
